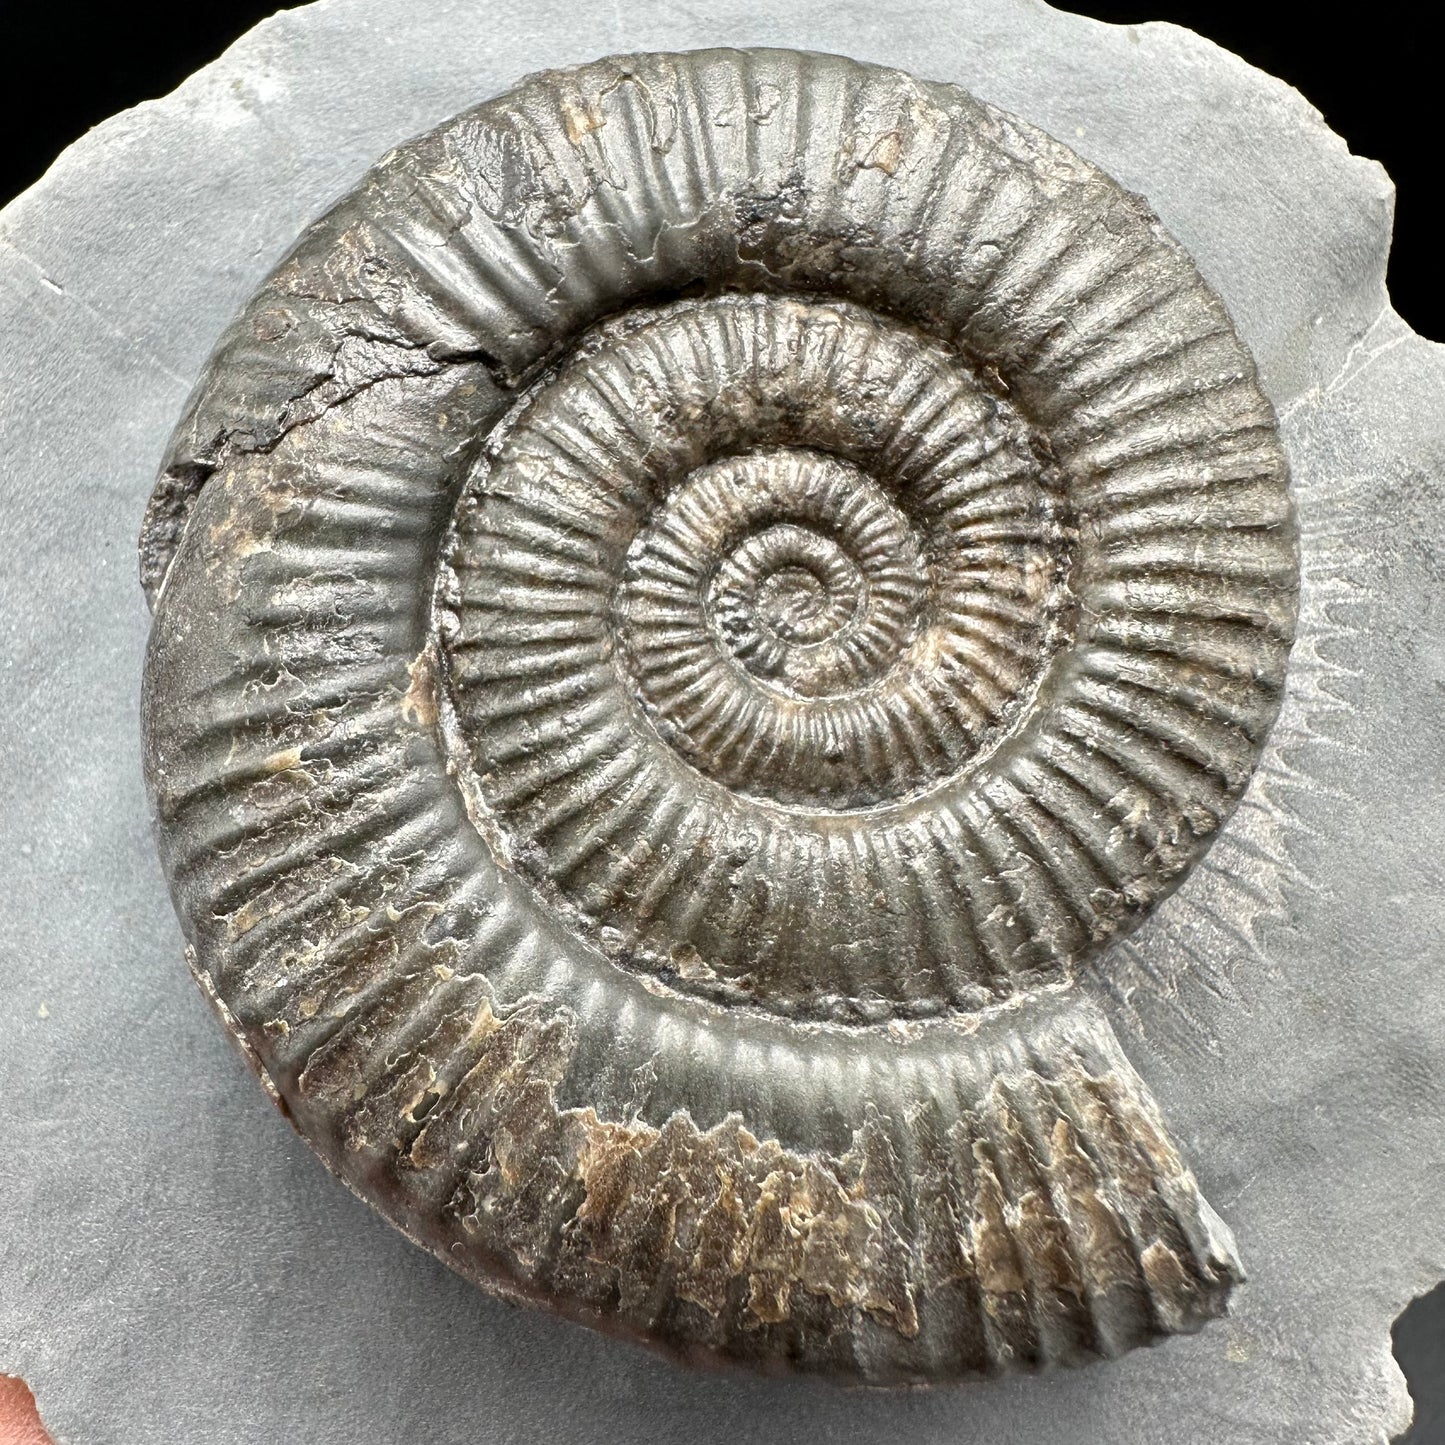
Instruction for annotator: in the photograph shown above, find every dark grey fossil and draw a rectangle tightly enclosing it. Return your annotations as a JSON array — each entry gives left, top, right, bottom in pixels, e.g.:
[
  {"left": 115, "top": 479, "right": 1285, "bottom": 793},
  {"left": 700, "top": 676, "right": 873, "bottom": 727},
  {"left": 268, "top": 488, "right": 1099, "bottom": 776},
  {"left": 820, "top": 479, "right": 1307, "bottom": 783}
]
[{"left": 140, "top": 46, "right": 1297, "bottom": 1383}]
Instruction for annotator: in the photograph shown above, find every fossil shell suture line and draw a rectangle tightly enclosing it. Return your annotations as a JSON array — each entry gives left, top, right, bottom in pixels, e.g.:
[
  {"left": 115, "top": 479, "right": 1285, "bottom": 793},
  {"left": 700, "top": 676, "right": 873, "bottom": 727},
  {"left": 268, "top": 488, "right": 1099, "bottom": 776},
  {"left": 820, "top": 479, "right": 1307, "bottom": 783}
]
[{"left": 141, "top": 47, "right": 1297, "bottom": 1384}]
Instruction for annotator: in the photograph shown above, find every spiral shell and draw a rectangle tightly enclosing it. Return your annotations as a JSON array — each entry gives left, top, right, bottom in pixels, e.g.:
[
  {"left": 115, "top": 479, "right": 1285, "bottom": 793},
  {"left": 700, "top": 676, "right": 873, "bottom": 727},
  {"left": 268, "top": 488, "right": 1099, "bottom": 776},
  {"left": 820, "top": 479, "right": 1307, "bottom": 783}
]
[{"left": 142, "top": 48, "right": 1296, "bottom": 1382}]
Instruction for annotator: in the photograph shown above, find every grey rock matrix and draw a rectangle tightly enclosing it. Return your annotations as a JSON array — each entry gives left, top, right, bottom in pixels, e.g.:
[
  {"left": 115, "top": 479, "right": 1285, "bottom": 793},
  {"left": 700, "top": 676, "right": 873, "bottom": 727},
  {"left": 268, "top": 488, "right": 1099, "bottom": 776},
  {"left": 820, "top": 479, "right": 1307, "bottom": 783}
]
[{"left": 1, "top": 1, "right": 1441, "bottom": 1442}]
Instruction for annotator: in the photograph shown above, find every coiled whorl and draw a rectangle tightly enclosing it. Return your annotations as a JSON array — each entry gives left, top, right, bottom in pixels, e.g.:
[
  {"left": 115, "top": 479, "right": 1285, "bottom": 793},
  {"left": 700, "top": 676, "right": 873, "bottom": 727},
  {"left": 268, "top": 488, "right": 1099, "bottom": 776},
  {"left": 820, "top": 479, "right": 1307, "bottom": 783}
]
[{"left": 142, "top": 48, "right": 1296, "bottom": 1382}]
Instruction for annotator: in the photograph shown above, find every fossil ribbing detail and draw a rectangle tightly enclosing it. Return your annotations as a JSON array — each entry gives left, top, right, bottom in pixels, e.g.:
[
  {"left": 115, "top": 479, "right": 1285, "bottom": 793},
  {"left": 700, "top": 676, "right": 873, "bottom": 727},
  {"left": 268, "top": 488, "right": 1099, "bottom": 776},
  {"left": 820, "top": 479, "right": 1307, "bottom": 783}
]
[{"left": 142, "top": 48, "right": 1296, "bottom": 1382}]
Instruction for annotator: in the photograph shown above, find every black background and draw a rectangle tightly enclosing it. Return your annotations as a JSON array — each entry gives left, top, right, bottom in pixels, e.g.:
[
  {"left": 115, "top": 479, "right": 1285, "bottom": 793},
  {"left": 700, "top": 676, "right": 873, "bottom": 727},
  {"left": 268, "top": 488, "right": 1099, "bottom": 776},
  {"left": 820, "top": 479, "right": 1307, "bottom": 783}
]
[{"left": 0, "top": 2, "right": 1436, "bottom": 338}]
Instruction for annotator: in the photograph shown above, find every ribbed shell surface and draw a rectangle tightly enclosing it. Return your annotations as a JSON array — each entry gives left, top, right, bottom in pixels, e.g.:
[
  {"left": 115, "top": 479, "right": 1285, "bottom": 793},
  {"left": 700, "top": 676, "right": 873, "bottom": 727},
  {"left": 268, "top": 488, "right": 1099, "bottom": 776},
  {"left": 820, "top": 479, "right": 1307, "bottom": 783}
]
[{"left": 141, "top": 48, "right": 1295, "bottom": 1382}]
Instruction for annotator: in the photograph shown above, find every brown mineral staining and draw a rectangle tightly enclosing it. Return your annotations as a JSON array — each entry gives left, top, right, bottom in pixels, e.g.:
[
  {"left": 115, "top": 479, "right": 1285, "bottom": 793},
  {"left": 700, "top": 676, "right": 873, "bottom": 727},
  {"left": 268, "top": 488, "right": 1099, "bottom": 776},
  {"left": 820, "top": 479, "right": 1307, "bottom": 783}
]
[
  {"left": 278, "top": 963, "right": 1234, "bottom": 1371},
  {"left": 143, "top": 47, "right": 1288, "bottom": 1381},
  {"left": 573, "top": 1106, "right": 921, "bottom": 1336},
  {"left": 1047, "top": 1116, "right": 1147, "bottom": 1296},
  {"left": 1141, "top": 1241, "right": 1196, "bottom": 1330},
  {"left": 401, "top": 647, "right": 440, "bottom": 729},
  {"left": 860, "top": 129, "right": 904, "bottom": 175},
  {"left": 969, "top": 1144, "right": 1029, "bottom": 1302},
  {"left": 224, "top": 896, "right": 267, "bottom": 940},
  {"left": 560, "top": 96, "right": 606, "bottom": 147},
  {"left": 669, "top": 944, "right": 715, "bottom": 982}
]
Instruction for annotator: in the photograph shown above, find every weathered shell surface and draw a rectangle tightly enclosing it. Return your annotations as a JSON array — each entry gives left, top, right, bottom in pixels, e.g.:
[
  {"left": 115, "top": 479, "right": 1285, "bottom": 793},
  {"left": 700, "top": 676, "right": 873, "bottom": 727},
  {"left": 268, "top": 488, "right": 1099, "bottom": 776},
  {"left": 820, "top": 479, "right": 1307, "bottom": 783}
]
[{"left": 141, "top": 47, "right": 1297, "bottom": 1383}]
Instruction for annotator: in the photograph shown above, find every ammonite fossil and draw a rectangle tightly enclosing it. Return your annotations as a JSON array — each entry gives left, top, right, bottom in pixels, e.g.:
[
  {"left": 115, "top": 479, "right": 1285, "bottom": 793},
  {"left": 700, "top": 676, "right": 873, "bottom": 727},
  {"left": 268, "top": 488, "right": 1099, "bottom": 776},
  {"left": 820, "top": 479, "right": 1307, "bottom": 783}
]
[{"left": 141, "top": 47, "right": 1297, "bottom": 1384}]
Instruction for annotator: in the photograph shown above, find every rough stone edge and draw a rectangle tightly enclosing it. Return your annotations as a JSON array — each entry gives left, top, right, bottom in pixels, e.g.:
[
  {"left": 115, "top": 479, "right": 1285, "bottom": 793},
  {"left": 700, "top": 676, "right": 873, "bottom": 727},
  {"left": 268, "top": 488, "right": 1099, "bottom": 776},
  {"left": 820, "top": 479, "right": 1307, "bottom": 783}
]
[{"left": 0, "top": 0, "right": 1440, "bottom": 1437}]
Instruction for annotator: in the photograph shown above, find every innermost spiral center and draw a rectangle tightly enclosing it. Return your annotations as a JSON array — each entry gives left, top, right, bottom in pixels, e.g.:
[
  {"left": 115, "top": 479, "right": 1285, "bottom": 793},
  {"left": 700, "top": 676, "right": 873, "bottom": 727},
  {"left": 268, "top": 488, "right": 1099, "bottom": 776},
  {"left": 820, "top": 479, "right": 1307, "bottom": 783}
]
[
  {"left": 713, "top": 521, "right": 865, "bottom": 665},
  {"left": 756, "top": 563, "right": 845, "bottom": 643},
  {"left": 624, "top": 449, "right": 927, "bottom": 728}
]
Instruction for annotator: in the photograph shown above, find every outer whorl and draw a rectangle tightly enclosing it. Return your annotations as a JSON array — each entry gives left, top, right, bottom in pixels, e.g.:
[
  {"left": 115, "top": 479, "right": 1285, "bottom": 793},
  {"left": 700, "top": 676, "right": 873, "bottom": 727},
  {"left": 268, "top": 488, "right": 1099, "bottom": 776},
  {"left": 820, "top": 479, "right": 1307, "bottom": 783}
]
[{"left": 141, "top": 48, "right": 1296, "bottom": 1383}]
